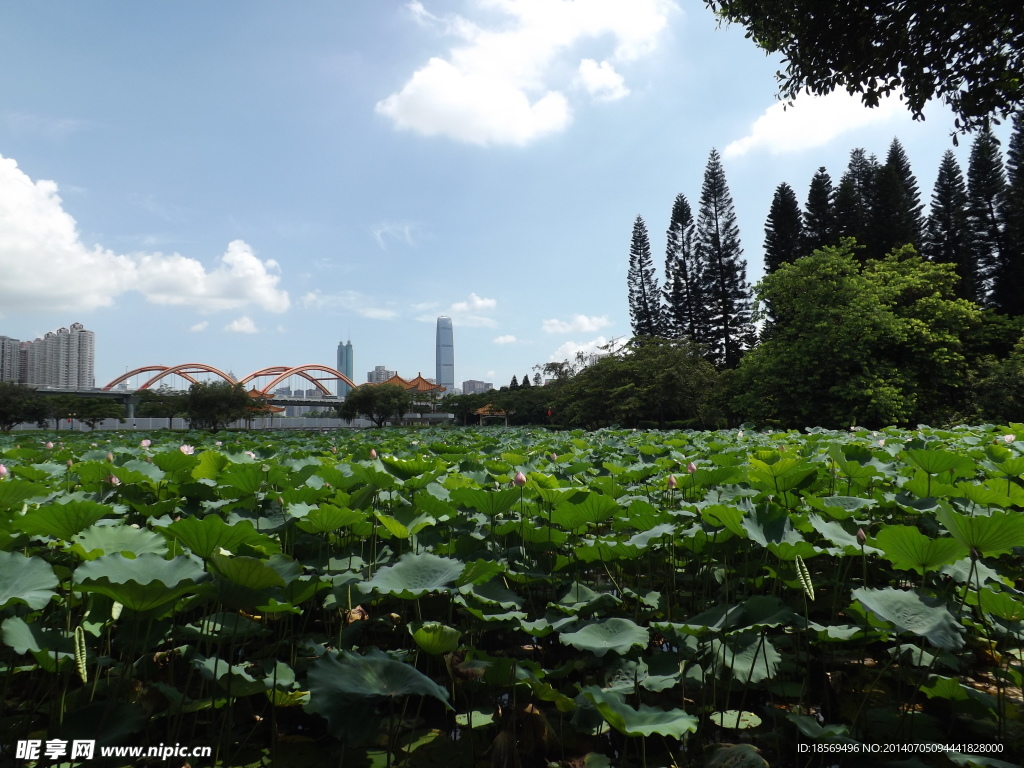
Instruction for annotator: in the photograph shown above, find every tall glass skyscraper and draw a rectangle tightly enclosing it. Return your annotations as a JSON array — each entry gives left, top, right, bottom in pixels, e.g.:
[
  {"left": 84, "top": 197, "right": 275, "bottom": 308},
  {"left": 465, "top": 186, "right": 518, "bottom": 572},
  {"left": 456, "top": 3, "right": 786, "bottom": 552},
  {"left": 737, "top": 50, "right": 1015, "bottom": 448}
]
[
  {"left": 435, "top": 316, "right": 454, "bottom": 393},
  {"left": 336, "top": 339, "right": 354, "bottom": 396}
]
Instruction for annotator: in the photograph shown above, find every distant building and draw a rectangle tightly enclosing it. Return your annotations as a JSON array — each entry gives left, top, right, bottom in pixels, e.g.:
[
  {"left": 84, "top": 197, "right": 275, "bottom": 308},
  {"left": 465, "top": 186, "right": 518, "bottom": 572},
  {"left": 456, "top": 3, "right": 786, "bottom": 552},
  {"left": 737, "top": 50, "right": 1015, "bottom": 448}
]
[
  {"left": 0, "top": 336, "right": 20, "bottom": 383},
  {"left": 336, "top": 339, "right": 354, "bottom": 396},
  {"left": 368, "top": 365, "right": 397, "bottom": 384},
  {"left": 17, "top": 322, "right": 95, "bottom": 389},
  {"left": 436, "top": 316, "right": 454, "bottom": 393},
  {"left": 462, "top": 379, "right": 493, "bottom": 395}
]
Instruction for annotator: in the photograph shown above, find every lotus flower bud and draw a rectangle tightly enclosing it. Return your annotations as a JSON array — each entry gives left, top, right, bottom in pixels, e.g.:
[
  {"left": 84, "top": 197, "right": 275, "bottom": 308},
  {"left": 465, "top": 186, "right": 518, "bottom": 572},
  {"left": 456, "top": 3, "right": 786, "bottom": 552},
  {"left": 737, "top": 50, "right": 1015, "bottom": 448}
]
[
  {"left": 878, "top": 439, "right": 885, "bottom": 447},
  {"left": 179, "top": 444, "right": 195, "bottom": 455},
  {"left": 370, "top": 448, "right": 377, "bottom": 459},
  {"left": 551, "top": 453, "right": 558, "bottom": 461},
  {"left": 67, "top": 459, "right": 73, "bottom": 468},
  {"left": 108, "top": 475, "right": 121, "bottom": 486},
  {"left": 1004, "top": 434, "right": 1016, "bottom": 444},
  {"left": 215, "top": 440, "right": 223, "bottom": 446},
  {"left": 856, "top": 528, "right": 866, "bottom": 546},
  {"left": 106, "top": 452, "right": 114, "bottom": 463},
  {"left": 331, "top": 446, "right": 338, "bottom": 454},
  {"left": 687, "top": 461, "right": 697, "bottom": 474},
  {"left": 140, "top": 439, "right": 151, "bottom": 448},
  {"left": 667, "top": 475, "right": 677, "bottom": 489},
  {"left": 0, "top": 464, "right": 7, "bottom": 478},
  {"left": 513, "top": 470, "right": 527, "bottom": 487},
  {"left": 737, "top": 430, "right": 744, "bottom": 439},
  {"left": 45, "top": 441, "right": 53, "bottom": 449}
]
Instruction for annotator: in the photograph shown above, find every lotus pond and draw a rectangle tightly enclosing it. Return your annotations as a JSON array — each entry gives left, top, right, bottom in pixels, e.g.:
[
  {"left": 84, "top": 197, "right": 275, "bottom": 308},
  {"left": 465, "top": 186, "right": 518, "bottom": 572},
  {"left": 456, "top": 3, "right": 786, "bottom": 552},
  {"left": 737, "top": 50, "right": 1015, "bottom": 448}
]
[{"left": 1, "top": 425, "right": 1023, "bottom": 767}]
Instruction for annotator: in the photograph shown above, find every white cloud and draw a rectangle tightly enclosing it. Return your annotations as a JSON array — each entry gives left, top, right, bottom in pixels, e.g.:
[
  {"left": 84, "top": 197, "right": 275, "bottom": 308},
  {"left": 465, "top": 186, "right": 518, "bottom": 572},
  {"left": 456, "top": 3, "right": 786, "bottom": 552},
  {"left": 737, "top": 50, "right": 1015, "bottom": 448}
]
[
  {"left": 301, "top": 289, "right": 399, "bottom": 319},
  {"left": 549, "top": 335, "right": 609, "bottom": 362},
  {"left": 5, "top": 112, "right": 91, "bottom": 140},
  {"left": 377, "top": 0, "right": 675, "bottom": 145},
  {"left": 493, "top": 334, "right": 517, "bottom": 344},
  {"left": 542, "top": 314, "right": 611, "bottom": 333},
  {"left": 0, "top": 154, "right": 291, "bottom": 315},
  {"left": 371, "top": 220, "right": 421, "bottom": 250},
  {"left": 423, "top": 292, "right": 498, "bottom": 327},
  {"left": 190, "top": 321, "right": 209, "bottom": 332},
  {"left": 724, "top": 90, "right": 907, "bottom": 158},
  {"left": 225, "top": 316, "right": 258, "bottom": 334},
  {"left": 575, "top": 59, "right": 629, "bottom": 101}
]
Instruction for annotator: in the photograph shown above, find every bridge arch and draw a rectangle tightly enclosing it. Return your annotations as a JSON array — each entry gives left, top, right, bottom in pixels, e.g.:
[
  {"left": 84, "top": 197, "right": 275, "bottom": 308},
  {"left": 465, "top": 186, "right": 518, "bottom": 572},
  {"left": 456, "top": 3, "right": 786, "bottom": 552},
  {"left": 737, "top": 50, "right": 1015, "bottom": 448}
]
[
  {"left": 102, "top": 363, "right": 237, "bottom": 391},
  {"left": 239, "top": 364, "right": 359, "bottom": 396}
]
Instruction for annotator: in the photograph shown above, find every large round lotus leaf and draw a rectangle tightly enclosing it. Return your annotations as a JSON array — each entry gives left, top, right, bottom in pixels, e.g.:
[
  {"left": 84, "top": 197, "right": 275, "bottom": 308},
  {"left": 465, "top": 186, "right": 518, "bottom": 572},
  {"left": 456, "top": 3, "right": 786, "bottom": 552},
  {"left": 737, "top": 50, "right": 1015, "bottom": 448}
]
[
  {"left": 71, "top": 523, "right": 168, "bottom": 560},
  {"left": 559, "top": 617, "right": 649, "bottom": 658},
  {"left": 582, "top": 686, "right": 697, "bottom": 738},
  {"left": 73, "top": 553, "right": 210, "bottom": 612},
  {"left": 449, "top": 487, "right": 521, "bottom": 516},
  {"left": 163, "top": 515, "right": 280, "bottom": 559},
  {"left": 408, "top": 621, "right": 461, "bottom": 654},
  {"left": 873, "top": 526, "right": 967, "bottom": 574},
  {"left": 853, "top": 587, "right": 964, "bottom": 650},
  {"left": 936, "top": 507, "right": 1024, "bottom": 557},
  {"left": 18, "top": 499, "right": 113, "bottom": 541},
  {"left": 359, "top": 552, "right": 464, "bottom": 599},
  {"left": 709, "top": 710, "right": 762, "bottom": 729},
  {"left": 0, "top": 478, "right": 47, "bottom": 512},
  {"left": 0, "top": 551, "right": 59, "bottom": 610},
  {"left": 209, "top": 554, "right": 287, "bottom": 590},
  {"left": 294, "top": 504, "right": 364, "bottom": 534},
  {"left": 904, "top": 449, "right": 973, "bottom": 477}
]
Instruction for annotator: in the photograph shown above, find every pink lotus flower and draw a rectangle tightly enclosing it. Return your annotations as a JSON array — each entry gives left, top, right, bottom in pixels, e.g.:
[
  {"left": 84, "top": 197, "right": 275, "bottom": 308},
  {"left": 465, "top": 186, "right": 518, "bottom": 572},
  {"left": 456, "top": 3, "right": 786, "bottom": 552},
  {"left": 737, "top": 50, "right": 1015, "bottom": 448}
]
[
  {"left": 1004, "top": 434, "right": 1015, "bottom": 444},
  {"left": 245, "top": 450, "right": 256, "bottom": 459},
  {"left": 179, "top": 444, "right": 195, "bottom": 455},
  {"left": 215, "top": 441, "right": 223, "bottom": 446},
  {"left": 551, "top": 453, "right": 558, "bottom": 461},
  {"left": 687, "top": 461, "right": 697, "bottom": 474},
  {"left": 45, "top": 441, "right": 53, "bottom": 449},
  {"left": 369, "top": 448, "right": 377, "bottom": 459},
  {"left": 108, "top": 475, "right": 121, "bottom": 486},
  {"left": 140, "top": 439, "right": 151, "bottom": 448},
  {"left": 667, "top": 475, "right": 677, "bottom": 489},
  {"left": 513, "top": 471, "right": 527, "bottom": 487},
  {"left": 0, "top": 464, "right": 7, "bottom": 478}
]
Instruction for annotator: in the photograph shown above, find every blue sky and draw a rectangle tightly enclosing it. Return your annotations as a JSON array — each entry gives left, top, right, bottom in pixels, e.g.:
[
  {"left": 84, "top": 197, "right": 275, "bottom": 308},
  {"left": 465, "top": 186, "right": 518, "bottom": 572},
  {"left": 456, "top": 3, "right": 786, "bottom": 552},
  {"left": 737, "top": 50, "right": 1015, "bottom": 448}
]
[{"left": 0, "top": 2, "right": 1012, "bottom": 393}]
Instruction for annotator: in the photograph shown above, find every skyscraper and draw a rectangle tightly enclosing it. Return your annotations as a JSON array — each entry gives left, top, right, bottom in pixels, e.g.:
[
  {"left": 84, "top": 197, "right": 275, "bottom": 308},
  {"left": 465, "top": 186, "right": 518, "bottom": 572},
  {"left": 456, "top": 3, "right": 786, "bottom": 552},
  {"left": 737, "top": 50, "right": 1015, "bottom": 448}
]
[
  {"left": 20, "top": 323, "right": 95, "bottom": 389},
  {"left": 435, "top": 316, "right": 454, "bottom": 393},
  {"left": 336, "top": 339, "right": 354, "bottom": 396}
]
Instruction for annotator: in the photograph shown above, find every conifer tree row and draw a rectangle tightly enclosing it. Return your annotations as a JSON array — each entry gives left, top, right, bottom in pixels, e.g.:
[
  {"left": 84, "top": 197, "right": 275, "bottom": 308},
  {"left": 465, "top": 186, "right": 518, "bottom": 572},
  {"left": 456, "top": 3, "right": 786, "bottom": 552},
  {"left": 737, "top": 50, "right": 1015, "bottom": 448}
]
[{"left": 626, "top": 216, "right": 665, "bottom": 337}]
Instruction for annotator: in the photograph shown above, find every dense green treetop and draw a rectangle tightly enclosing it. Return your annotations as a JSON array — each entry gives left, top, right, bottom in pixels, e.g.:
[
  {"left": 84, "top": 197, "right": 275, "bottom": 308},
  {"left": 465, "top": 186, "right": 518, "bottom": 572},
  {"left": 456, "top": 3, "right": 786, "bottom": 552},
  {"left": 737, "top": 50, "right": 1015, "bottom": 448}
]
[
  {"left": 183, "top": 381, "right": 252, "bottom": 431},
  {"left": 339, "top": 383, "right": 413, "bottom": 428},
  {"left": 706, "top": 0, "right": 1024, "bottom": 132}
]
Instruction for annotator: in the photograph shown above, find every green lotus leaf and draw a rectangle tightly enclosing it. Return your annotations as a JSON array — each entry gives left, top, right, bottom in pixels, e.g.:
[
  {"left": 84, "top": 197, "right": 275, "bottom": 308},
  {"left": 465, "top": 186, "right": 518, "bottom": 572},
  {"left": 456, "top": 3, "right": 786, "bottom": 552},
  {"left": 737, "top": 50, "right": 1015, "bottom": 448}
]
[
  {"left": 219, "top": 463, "right": 288, "bottom": 496},
  {"left": 904, "top": 449, "right": 973, "bottom": 477},
  {"left": 935, "top": 507, "right": 1024, "bottom": 557},
  {"left": 408, "top": 621, "right": 461, "bottom": 654},
  {"left": 379, "top": 455, "right": 443, "bottom": 480},
  {"left": 551, "top": 493, "right": 619, "bottom": 531},
  {"left": 852, "top": 587, "right": 964, "bottom": 650},
  {"left": 180, "top": 611, "right": 270, "bottom": 642},
  {"left": 71, "top": 522, "right": 169, "bottom": 560},
  {"left": 559, "top": 617, "right": 648, "bottom": 657},
  {"left": 294, "top": 504, "right": 363, "bottom": 534},
  {"left": 192, "top": 654, "right": 267, "bottom": 697},
  {"left": 375, "top": 508, "right": 434, "bottom": 539},
  {"left": 359, "top": 552, "right": 464, "bottom": 599},
  {"left": 707, "top": 631, "right": 781, "bottom": 683},
  {"left": 873, "top": 526, "right": 967, "bottom": 575},
  {"left": 305, "top": 650, "right": 452, "bottom": 739},
  {"left": 151, "top": 450, "right": 200, "bottom": 474},
  {"left": 163, "top": 514, "right": 280, "bottom": 559},
  {"left": 966, "top": 589, "right": 1024, "bottom": 621},
  {"left": 0, "top": 551, "right": 59, "bottom": 610},
  {"left": 704, "top": 743, "right": 769, "bottom": 768},
  {"left": 209, "top": 554, "right": 288, "bottom": 590},
  {"left": 18, "top": 499, "right": 114, "bottom": 540},
  {"left": 449, "top": 487, "right": 521, "bottom": 516},
  {"left": 73, "top": 553, "right": 210, "bottom": 612},
  {"left": 581, "top": 686, "right": 697, "bottom": 738},
  {"left": 192, "top": 450, "right": 229, "bottom": 480},
  {"left": 460, "top": 578, "right": 522, "bottom": 608},
  {"left": 709, "top": 710, "right": 762, "bottom": 729},
  {"left": 2, "top": 616, "right": 74, "bottom": 657},
  {"left": 456, "top": 559, "right": 506, "bottom": 587},
  {"left": 701, "top": 504, "right": 747, "bottom": 537},
  {"left": 806, "top": 494, "right": 876, "bottom": 520}
]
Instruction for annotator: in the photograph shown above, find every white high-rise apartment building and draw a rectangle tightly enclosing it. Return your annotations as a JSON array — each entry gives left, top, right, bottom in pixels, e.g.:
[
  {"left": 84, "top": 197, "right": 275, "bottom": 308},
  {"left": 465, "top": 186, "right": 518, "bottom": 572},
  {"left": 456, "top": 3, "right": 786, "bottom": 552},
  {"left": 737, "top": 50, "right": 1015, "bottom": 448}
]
[
  {"left": 367, "top": 365, "right": 397, "bottom": 383},
  {"left": 0, "top": 336, "right": 21, "bottom": 383},
  {"left": 21, "top": 323, "right": 96, "bottom": 389}
]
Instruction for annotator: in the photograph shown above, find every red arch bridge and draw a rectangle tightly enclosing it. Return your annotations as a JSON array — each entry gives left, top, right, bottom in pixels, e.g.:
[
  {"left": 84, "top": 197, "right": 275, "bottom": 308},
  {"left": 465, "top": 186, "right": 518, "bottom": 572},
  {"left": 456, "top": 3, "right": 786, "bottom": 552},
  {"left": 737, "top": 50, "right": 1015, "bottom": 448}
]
[{"left": 98, "top": 363, "right": 360, "bottom": 419}]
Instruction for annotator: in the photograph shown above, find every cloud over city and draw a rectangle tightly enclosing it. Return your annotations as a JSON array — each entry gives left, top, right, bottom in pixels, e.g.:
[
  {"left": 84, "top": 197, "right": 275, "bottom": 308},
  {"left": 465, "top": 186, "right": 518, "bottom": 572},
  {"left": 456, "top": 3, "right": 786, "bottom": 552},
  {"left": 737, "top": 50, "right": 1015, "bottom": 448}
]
[
  {"left": 301, "top": 289, "right": 399, "bottom": 319},
  {"left": 542, "top": 314, "right": 611, "bottom": 333},
  {"left": 376, "top": 0, "right": 675, "bottom": 145},
  {"left": 0, "top": 154, "right": 290, "bottom": 316}
]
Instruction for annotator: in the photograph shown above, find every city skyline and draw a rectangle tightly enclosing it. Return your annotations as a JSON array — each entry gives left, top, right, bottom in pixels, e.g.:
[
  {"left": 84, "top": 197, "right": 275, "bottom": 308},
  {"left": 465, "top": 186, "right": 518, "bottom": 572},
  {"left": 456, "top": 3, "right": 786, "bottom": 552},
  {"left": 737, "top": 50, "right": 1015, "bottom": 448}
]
[{"left": 0, "top": 3, "right": 1011, "bottom": 388}]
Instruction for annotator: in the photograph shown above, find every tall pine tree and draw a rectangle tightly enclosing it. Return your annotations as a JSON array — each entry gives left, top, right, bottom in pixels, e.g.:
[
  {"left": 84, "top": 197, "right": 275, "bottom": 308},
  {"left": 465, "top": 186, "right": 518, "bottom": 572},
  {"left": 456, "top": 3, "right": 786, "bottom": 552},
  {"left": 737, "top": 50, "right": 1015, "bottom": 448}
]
[
  {"left": 834, "top": 148, "right": 878, "bottom": 257},
  {"left": 663, "top": 194, "right": 710, "bottom": 344},
  {"left": 924, "top": 150, "right": 976, "bottom": 302},
  {"left": 869, "top": 138, "right": 924, "bottom": 259},
  {"left": 627, "top": 215, "right": 665, "bottom": 337},
  {"left": 764, "top": 182, "right": 804, "bottom": 274},
  {"left": 967, "top": 126, "right": 1007, "bottom": 305},
  {"left": 695, "top": 149, "right": 754, "bottom": 369},
  {"left": 993, "top": 114, "right": 1024, "bottom": 316},
  {"left": 802, "top": 167, "right": 836, "bottom": 253}
]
